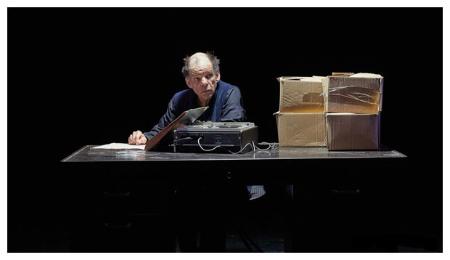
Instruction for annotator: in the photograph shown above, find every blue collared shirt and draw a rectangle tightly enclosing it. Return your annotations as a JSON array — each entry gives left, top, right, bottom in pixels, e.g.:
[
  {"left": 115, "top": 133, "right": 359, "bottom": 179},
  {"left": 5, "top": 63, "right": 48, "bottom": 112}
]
[{"left": 144, "top": 80, "right": 246, "bottom": 139}]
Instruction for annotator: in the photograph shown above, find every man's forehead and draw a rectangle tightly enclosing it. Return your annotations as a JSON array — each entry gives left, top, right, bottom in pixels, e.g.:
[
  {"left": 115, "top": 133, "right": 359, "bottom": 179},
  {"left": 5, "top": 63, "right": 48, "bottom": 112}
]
[{"left": 189, "top": 64, "right": 214, "bottom": 76}]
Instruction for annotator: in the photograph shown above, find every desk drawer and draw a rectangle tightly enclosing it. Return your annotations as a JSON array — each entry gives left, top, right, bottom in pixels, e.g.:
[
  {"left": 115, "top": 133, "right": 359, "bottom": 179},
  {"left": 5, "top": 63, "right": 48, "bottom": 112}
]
[{"left": 71, "top": 215, "right": 175, "bottom": 252}]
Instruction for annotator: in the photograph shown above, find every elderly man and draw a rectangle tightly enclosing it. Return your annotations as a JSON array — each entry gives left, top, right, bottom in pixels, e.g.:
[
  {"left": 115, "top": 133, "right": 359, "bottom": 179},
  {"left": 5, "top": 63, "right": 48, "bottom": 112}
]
[
  {"left": 128, "top": 52, "right": 246, "bottom": 145},
  {"left": 127, "top": 52, "right": 250, "bottom": 252}
]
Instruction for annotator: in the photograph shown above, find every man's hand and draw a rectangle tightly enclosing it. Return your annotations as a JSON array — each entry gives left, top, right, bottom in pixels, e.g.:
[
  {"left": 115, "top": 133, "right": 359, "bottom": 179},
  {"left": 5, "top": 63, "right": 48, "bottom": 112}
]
[{"left": 128, "top": 130, "right": 148, "bottom": 145}]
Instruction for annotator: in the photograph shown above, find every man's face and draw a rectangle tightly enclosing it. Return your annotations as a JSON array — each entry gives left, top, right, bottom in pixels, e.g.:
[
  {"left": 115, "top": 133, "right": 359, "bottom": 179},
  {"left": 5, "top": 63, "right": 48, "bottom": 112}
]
[{"left": 185, "top": 60, "right": 220, "bottom": 105}]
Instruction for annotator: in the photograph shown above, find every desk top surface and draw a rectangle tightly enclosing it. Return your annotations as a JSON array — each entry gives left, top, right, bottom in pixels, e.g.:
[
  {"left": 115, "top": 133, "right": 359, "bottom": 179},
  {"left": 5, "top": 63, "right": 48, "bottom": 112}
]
[{"left": 62, "top": 145, "right": 406, "bottom": 162}]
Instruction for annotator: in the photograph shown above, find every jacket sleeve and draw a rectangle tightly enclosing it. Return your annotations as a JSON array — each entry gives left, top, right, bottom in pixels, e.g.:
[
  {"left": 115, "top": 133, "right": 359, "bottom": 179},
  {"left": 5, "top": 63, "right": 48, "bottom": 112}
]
[
  {"left": 221, "top": 86, "right": 247, "bottom": 122},
  {"left": 143, "top": 95, "right": 178, "bottom": 140}
]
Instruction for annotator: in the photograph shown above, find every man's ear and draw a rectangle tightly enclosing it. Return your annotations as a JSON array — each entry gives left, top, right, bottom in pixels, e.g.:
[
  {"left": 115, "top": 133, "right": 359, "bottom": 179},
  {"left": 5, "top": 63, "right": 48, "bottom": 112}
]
[
  {"left": 216, "top": 73, "right": 221, "bottom": 82},
  {"left": 185, "top": 77, "right": 193, "bottom": 89}
]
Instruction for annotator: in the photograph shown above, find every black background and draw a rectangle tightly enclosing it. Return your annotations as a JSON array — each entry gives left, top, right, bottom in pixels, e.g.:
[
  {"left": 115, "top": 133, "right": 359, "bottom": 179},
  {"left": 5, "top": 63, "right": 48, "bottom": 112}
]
[{"left": 8, "top": 7, "right": 442, "bottom": 251}]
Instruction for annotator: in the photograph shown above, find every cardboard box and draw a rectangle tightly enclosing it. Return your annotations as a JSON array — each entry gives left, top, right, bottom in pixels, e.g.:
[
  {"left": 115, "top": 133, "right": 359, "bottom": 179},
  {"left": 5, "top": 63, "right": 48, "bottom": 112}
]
[
  {"left": 275, "top": 112, "right": 326, "bottom": 147},
  {"left": 325, "top": 73, "right": 383, "bottom": 114},
  {"left": 331, "top": 72, "right": 354, "bottom": 76},
  {"left": 278, "top": 76, "right": 325, "bottom": 113},
  {"left": 326, "top": 113, "right": 380, "bottom": 150}
]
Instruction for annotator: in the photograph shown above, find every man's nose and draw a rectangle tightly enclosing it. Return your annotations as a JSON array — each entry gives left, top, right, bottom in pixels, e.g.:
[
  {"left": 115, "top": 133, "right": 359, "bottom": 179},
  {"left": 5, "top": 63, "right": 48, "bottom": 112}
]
[{"left": 201, "top": 77, "right": 209, "bottom": 85}]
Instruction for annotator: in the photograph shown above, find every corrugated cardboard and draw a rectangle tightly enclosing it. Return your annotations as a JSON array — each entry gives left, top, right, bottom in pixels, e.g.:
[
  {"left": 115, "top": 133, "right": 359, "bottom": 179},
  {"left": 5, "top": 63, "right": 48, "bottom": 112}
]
[
  {"left": 332, "top": 72, "right": 354, "bottom": 76},
  {"left": 326, "top": 113, "right": 380, "bottom": 150},
  {"left": 325, "top": 73, "right": 383, "bottom": 114},
  {"left": 275, "top": 112, "right": 326, "bottom": 147},
  {"left": 278, "top": 77, "right": 325, "bottom": 113}
]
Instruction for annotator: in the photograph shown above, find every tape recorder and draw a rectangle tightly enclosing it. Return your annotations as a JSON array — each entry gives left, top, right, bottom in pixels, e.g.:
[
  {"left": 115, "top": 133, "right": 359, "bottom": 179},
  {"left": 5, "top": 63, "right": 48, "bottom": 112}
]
[{"left": 173, "top": 122, "right": 258, "bottom": 153}]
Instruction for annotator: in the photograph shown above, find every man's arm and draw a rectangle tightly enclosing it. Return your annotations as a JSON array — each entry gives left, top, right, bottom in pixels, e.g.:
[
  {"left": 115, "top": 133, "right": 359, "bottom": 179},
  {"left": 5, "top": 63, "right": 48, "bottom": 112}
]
[
  {"left": 128, "top": 95, "right": 181, "bottom": 146},
  {"left": 143, "top": 96, "right": 178, "bottom": 140},
  {"left": 221, "top": 86, "right": 246, "bottom": 122}
]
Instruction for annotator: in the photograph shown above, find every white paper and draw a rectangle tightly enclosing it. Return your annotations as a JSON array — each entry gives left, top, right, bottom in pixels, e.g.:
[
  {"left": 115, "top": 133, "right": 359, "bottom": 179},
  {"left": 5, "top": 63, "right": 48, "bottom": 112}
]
[{"left": 92, "top": 143, "right": 145, "bottom": 150}]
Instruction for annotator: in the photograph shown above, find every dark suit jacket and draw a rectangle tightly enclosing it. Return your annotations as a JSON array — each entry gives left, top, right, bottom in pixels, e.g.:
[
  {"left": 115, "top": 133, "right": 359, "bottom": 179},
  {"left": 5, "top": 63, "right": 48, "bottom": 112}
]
[{"left": 144, "top": 80, "right": 246, "bottom": 139}]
